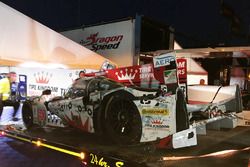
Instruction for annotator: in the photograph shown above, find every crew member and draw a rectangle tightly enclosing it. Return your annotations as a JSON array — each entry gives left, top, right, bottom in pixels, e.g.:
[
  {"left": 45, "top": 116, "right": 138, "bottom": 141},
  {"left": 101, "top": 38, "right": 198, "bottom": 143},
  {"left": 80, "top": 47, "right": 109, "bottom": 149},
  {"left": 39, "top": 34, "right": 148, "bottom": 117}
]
[
  {"left": 0, "top": 72, "right": 20, "bottom": 121},
  {"left": 79, "top": 70, "right": 86, "bottom": 78},
  {"left": 199, "top": 79, "right": 205, "bottom": 85}
]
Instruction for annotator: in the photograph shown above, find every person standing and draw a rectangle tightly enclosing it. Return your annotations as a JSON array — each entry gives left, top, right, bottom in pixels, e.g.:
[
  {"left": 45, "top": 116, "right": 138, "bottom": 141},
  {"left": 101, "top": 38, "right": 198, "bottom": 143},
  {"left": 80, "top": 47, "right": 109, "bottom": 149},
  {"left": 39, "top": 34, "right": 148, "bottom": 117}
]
[
  {"left": 0, "top": 72, "right": 20, "bottom": 121},
  {"left": 79, "top": 70, "right": 86, "bottom": 78}
]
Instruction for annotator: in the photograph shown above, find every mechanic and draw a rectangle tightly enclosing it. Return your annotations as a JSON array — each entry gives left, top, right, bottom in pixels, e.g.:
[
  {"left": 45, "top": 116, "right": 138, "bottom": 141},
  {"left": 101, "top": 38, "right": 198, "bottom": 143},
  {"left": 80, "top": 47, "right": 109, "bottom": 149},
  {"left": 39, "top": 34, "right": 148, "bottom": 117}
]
[
  {"left": 79, "top": 70, "right": 86, "bottom": 78},
  {"left": 0, "top": 72, "right": 20, "bottom": 121},
  {"left": 199, "top": 79, "right": 205, "bottom": 85}
]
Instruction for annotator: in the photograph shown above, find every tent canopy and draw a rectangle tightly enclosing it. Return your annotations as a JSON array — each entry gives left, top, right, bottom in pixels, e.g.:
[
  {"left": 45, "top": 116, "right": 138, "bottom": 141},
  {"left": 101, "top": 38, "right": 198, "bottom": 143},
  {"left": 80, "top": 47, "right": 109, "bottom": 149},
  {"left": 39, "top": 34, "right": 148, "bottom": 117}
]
[
  {"left": 145, "top": 46, "right": 250, "bottom": 58},
  {"left": 0, "top": 2, "right": 116, "bottom": 69}
]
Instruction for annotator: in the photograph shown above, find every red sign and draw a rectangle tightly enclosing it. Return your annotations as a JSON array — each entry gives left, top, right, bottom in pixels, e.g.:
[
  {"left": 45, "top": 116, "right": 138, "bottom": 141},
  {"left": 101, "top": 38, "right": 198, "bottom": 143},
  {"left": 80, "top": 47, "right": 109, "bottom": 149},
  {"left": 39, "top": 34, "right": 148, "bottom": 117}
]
[
  {"left": 105, "top": 64, "right": 166, "bottom": 87},
  {"left": 177, "top": 58, "right": 187, "bottom": 84},
  {"left": 85, "top": 63, "right": 177, "bottom": 88}
]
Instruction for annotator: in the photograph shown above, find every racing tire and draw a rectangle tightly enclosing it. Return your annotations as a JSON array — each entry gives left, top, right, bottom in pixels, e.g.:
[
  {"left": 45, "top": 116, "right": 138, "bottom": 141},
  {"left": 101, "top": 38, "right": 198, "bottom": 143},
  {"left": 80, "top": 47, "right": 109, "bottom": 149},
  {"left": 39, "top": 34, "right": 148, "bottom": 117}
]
[
  {"left": 22, "top": 101, "right": 34, "bottom": 129},
  {"left": 176, "top": 88, "right": 189, "bottom": 132},
  {"left": 103, "top": 91, "right": 142, "bottom": 145}
]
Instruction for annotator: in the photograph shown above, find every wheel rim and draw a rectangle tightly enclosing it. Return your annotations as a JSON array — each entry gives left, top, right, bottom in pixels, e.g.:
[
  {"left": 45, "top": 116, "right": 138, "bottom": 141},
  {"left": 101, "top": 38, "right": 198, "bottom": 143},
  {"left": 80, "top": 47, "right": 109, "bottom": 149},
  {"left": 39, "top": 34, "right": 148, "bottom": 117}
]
[{"left": 106, "top": 97, "right": 142, "bottom": 144}]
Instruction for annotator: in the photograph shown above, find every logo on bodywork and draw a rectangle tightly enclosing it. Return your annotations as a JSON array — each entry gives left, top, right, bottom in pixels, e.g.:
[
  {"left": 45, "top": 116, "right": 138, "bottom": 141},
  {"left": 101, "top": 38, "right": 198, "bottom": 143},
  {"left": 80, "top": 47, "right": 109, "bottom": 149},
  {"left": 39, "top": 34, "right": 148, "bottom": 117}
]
[
  {"left": 142, "top": 108, "right": 169, "bottom": 115},
  {"left": 144, "top": 117, "right": 170, "bottom": 129}
]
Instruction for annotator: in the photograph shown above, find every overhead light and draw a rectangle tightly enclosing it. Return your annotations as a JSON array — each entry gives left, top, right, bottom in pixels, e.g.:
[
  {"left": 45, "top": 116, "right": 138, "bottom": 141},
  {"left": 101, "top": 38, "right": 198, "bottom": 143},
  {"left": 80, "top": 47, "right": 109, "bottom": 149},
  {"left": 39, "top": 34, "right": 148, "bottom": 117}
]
[
  {"left": 0, "top": 131, "right": 5, "bottom": 136},
  {"left": 19, "top": 62, "right": 43, "bottom": 68},
  {"left": 19, "top": 62, "right": 68, "bottom": 69},
  {"left": 47, "top": 63, "right": 68, "bottom": 69}
]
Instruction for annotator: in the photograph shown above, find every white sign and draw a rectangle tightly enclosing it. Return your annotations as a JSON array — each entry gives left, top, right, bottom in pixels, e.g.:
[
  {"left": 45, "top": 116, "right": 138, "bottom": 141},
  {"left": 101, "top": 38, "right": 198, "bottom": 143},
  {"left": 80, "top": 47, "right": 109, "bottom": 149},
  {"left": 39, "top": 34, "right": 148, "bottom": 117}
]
[
  {"left": 153, "top": 52, "right": 176, "bottom": 68},
  {"left": 61, "top": 20, "right": 135, "bottom": 67},
  {"left": 4, "top": 67, "right": 95, "bottom": 97}
]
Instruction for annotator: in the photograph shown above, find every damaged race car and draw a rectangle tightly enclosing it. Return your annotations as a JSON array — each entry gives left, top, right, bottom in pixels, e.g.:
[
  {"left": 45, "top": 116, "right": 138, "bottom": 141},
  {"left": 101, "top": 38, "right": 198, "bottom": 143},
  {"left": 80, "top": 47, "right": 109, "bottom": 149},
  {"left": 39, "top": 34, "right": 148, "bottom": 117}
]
[{"left": 21, "top": 52, "right": 243, "bottom": 147}]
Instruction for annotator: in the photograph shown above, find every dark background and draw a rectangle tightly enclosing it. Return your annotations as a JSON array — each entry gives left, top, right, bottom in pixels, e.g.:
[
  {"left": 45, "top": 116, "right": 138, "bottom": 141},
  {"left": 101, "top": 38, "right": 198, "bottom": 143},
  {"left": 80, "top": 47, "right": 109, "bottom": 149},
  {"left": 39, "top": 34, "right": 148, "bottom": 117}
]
[{"left": 1, "top": 0, "right": 250, "bottom": 48}]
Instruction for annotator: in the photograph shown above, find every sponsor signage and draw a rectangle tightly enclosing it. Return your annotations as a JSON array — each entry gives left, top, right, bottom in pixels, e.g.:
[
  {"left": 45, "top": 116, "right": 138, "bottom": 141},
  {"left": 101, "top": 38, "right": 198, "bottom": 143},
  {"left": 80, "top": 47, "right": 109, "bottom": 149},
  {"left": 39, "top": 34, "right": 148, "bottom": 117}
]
[
  {"left": 80, "top": 33, "right": 123, "bottom": 52},
  {"left": 177, "top": 58, "right": 187, "bottom": 84},
  {"left": 61, "top": 20, "right": 135, "bottom": 67},
  {"left": 153, "top": 52, "right": 176, "bottom": 68},
  {"left": 5, "top": 67, "right": 92, "bottom": 97},
  {"left": 142, "top": 108, "right": 169, "bottom": 115},
  {"left": 105, "top": 64, "right": 154, "bottom": 84},
  {"left": 164, "top": 69, "right": 177, "bottom": 84}
]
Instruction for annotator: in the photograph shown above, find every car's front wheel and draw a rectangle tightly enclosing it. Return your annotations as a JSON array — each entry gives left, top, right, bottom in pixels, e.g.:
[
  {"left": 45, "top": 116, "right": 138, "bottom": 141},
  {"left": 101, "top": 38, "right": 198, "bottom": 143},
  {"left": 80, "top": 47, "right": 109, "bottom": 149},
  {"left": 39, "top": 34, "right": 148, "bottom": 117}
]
[
  {"left": 22, "top": 101, "right": 34, "bottom": 129},
  {"left": 103, "top": 91, "right": 142, "bottom": 145}
]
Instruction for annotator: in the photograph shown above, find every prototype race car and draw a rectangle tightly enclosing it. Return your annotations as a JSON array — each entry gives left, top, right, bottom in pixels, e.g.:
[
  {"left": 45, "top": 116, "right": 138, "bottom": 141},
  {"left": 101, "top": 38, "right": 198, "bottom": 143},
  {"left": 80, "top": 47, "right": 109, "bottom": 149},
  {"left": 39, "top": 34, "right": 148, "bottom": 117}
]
[{"left": 21, "top": 52, "right": 243, "bottom": 146}]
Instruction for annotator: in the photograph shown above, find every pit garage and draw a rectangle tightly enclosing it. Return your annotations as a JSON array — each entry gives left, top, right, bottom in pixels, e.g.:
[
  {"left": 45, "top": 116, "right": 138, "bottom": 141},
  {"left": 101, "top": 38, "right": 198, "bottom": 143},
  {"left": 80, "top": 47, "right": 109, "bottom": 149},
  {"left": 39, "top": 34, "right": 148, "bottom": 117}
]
[{"left": 0, "top": 2, "right": 250, "bottom": 167}]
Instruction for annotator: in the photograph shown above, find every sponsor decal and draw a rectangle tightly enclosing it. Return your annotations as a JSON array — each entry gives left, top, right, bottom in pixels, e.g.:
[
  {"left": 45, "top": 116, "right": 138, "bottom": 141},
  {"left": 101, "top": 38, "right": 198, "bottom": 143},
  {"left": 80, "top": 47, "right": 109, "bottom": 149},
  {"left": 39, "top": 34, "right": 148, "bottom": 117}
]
[
  {"left": 80, "top": 32, "right": 123, "bottom": 51},
  {"left": 143, "top": 116, "right": 170, "bottom": 129},
  {"left": 38, "top": 109, "right": 46, "bottom": 121},
  {"left": 153, "top": 52, "right": 176, "bottom": 68},
  {"left": 164, "top": 69, "right": 177, "bottom": 84},
  {"left": 142, "top": 108, "right": 169, "bottom": 115}
]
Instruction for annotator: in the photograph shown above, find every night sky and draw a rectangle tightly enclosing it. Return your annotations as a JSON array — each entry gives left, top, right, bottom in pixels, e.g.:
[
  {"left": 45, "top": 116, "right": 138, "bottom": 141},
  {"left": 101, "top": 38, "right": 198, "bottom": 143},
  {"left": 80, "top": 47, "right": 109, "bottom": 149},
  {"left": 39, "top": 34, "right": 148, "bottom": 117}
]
[{"left": 2, "top": 0, "right": 250, "bottom": 48}]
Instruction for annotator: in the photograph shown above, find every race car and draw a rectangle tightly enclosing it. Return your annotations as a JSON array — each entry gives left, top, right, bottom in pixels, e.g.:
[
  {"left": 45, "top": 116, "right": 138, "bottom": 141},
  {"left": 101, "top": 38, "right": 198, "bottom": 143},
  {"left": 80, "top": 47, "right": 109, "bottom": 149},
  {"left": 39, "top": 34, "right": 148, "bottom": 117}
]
[{"left": 21, "top": 53, "right": 243, "bottom": 146}]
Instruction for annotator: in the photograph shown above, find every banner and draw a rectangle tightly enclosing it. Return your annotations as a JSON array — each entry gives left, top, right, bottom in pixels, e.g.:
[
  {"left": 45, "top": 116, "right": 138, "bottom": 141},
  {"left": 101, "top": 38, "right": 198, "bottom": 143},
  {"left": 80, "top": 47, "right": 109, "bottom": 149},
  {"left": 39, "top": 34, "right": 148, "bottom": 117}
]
[
  {"left": 3, "top": 67, "right": 95, "bottom": 97},
  {"left": 61, "top": 20, "right": 135, "bottom": 67},
  {"left": 177, "top": 58, "right": 187, "bottom": 84}
]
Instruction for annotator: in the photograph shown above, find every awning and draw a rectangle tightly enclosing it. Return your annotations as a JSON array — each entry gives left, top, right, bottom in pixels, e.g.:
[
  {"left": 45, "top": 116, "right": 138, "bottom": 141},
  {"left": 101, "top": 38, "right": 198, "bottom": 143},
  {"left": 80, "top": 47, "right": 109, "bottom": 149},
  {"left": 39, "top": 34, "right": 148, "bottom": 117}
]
[
  {"left": 0, "top": 2, "right": 116, "bottom": 69},
  {"left": 143, "top": 46, "right": 250, "bottom": 58}
]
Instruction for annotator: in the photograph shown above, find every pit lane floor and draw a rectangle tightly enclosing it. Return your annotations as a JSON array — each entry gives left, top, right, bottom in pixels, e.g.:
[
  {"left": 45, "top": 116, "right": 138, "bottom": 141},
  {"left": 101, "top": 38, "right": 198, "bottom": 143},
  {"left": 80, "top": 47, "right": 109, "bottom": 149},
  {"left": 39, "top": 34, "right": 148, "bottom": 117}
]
[
  {"left": 0, "top": 109, "right": 250, "bottom": 167},
  {"left": 0, "top": 136, "right": 83, "bottom": 167},
  {"left": 0, "top": 124, "right": 250, "bottom": 167}
]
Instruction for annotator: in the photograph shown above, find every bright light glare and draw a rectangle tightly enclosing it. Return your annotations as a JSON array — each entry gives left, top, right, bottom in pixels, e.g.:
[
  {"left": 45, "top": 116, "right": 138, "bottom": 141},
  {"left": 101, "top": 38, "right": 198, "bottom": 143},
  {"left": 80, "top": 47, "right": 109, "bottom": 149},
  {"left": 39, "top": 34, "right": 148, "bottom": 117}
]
[
  {"left": 19, "top": 62, "right": 43, "bottom": 68},
  {"left": 81, "top": 161, "right": 88, "bottom": 166},
  {"left": 19, "top": 62, "right": 68, "bottom": 69},
  {"left": 162, "top": 147, "right": 250, "bottom": 161},
  {"left": 47, "top": 63, "right": 68, "bottom": 69},
  {"left": 36, "top": 140, "right": 41, "bottom": 147},
  {"left": 80, "top": 152, "right": 85, "bottom": 160},
  {"left": 0, "top": 131, "right": 5, "bottom": 136}
]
